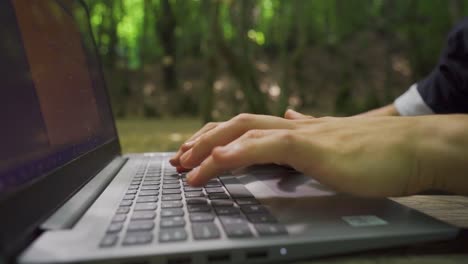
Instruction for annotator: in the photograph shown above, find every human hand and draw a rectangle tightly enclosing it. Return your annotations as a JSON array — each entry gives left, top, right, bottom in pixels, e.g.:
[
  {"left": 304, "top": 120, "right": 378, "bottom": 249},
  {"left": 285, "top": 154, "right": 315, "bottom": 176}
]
[{"left": 170, "top": 112, "right": 439, "bottom": 197}]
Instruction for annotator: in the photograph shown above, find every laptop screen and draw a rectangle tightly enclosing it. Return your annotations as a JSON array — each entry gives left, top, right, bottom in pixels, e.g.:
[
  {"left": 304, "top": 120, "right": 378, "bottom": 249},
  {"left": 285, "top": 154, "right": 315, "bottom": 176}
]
[{"left": 0, "top": 0, "right": 118, "bottom": 199}]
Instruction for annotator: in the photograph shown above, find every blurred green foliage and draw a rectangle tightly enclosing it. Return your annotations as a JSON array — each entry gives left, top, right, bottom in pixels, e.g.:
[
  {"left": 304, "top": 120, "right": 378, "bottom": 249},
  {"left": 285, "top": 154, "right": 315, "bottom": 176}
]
[{"left": 82, "top": 0, "right": 467, "bottom": 120}]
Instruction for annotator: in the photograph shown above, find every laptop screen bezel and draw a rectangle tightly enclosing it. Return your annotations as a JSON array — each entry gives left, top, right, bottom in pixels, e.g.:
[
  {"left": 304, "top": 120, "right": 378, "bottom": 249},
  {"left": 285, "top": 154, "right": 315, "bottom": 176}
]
[{"left": 0, "top": 0, "right": 122, "bottom": 259}]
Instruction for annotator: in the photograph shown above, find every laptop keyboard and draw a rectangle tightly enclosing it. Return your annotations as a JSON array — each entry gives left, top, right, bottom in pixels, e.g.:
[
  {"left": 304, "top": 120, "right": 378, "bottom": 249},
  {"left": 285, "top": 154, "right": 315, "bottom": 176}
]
[{"left": 99, "top": 158, "right": 288, "bottom": 248}]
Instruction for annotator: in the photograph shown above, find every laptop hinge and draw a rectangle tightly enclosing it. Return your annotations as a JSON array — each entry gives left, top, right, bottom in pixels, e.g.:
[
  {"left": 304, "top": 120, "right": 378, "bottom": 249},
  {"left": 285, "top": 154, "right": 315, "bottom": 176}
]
[{"left": 41, "top": 156, "right": 128, "bottom": 230}]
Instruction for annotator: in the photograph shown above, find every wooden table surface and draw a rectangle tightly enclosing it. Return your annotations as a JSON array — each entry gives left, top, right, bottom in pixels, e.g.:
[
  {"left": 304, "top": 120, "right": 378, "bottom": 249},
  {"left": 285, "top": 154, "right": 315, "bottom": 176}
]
[{"left": 294, "top": 195, "right": 468, "bottom": 264}]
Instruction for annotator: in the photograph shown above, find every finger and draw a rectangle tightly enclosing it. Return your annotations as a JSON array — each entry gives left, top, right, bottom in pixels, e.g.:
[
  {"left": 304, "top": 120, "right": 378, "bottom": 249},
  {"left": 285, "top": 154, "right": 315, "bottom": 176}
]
[
  {"left": 187, "top": 129, "right": 299, "bottom": 186},
  {"left": 179, "top": 114, "right": 296, "bottom": 169},
  {"left": 284, "top": 109, "right": 314, "bottom": 120},
  {"left": 176, "top": 166, "right": 191, "bottom": 173},
  {"left": 170, "top": 122, "right": 219, "bottom": 166}
]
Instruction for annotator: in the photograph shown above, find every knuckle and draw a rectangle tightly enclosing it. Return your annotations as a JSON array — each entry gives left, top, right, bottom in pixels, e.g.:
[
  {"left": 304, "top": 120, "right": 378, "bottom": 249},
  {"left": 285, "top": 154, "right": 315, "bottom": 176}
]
[
  {"left": 207, "top": 122, "right": 218, "bottom": 128},
  {"left": 278, "top": 130, "right": 297, "bottom": 147},
  {"left": 204, "top": 122, "right": 217, "bottom": 130},
  {"left": 245, "top": 129, "right": 264, "bottom": 139},
  {"left": 197, "top": 134, "right": 210, "bottom": 146},
  {"left": 278, "top": 130, "right": 299, "bottom": 164},
  {"left": 234, "top": 113, "right": 253, "bottom": 123},
  {"left": 211, "top": 147, "right": 227, "bottom": 162}
]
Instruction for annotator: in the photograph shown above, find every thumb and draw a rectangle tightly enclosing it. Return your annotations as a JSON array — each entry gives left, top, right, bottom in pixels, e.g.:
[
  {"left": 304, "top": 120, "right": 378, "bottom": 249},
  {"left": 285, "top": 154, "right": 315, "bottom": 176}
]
[{"left": 284, "top": 109, "right": 314, "bottom": 120}]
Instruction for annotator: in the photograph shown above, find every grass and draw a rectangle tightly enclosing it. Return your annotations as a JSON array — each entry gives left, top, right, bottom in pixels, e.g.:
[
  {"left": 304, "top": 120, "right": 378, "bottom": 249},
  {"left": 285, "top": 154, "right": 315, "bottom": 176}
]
[{"left": 115, "top": 118, "right": 202, "bottom": 153}]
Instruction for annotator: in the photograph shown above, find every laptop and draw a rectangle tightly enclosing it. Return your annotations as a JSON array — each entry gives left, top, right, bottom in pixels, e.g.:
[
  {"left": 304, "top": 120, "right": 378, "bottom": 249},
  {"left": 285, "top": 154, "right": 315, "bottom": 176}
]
[{"left": 0, "top": 1, "right": 459, "bottom": 263}]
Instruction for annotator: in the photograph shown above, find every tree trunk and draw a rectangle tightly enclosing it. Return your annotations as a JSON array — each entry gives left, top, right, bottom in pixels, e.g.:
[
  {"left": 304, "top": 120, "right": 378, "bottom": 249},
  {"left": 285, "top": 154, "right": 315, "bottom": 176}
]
[
  {"left": 157, "top": 0, "right": 177, "bottom": 92},
  {"left": 199, "top": 0, "right": 218, "bottom": 123},
  {"left": 212, "top": 0, "right": 269, "bottom": 114}
]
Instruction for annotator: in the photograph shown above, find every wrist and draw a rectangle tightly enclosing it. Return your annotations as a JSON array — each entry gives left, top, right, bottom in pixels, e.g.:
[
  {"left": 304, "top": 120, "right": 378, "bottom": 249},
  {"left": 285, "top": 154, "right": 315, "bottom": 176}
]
[{"left": 415, "top": 115, "right": 468, "bottom": 195}]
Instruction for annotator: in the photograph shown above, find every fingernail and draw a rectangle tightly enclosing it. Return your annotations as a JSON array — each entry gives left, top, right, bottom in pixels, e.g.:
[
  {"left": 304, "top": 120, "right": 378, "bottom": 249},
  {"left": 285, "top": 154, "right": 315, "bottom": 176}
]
[{"left": 176, "top": 166, "right": 189, "bottom": 173}]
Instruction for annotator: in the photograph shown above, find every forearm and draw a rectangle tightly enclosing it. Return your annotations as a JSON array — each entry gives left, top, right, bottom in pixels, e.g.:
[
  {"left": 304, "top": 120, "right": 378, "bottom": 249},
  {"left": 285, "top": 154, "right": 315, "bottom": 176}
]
[
  {"left": 415, "top": 115, "right": 468, "bottom": 195},
  {"left": 357, "top": 104, "right": 400, "bottom": 117}
]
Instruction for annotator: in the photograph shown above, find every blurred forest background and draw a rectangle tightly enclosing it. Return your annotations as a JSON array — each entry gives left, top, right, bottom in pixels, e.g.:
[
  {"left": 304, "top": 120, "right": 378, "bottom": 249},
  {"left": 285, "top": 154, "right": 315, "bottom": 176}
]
[{"left": 80, "top": 0, "right": 467, "bottom": 151}]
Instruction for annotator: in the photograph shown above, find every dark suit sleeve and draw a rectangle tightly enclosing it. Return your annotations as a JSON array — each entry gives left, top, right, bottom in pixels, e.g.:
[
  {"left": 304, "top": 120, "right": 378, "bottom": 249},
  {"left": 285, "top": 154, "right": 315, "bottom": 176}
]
[{"left": 416, "top": 18, "right": 468, "bottom": 114}]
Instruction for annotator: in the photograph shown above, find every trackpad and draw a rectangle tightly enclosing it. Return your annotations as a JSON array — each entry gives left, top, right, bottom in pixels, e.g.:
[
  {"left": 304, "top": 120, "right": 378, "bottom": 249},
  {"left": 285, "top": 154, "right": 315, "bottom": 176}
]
[{"left": 233, "top": 166, "right": 336, "bottom": 199}]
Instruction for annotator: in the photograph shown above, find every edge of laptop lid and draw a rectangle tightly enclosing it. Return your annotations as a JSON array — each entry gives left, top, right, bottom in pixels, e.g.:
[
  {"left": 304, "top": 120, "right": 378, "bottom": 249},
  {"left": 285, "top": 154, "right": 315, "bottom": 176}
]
[{"left": 0, "top": 0, "right": 121, "bottom": 260}]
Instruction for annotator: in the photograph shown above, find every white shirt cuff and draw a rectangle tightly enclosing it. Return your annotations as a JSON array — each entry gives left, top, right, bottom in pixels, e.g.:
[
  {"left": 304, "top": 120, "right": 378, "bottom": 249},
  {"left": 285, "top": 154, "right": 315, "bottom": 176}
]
[{"left": 394, "top": 84, "right": 434, "bottom": 116}]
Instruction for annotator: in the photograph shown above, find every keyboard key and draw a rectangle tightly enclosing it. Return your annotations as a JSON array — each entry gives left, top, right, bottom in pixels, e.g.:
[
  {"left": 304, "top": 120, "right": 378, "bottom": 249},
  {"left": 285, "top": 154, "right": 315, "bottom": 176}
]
[
  {"left": 163, "top": 179, "right": 179, "bottom": 184},
  {"left": 161, "top": 201, "right": 183, "bottom": 208},
  {"left": 192, "top": 223, "right": 220, "bottom": 240},
  {"left": 211, "top": 200, "right": 234, "bottom": 207},
  {"left": 163, "top": 184, "right": 180, "bottom": 189},
  {"left": 122, "top": 233, "right": 153, "bottom": 246},
  {"left": 235, "top": 198, "right": 258, "bottom": 205},
  {"left": 207, "top": 179, "right": 220, "bottom": 184},
  {"left": 116, "top": 206, "right": 131, "bottom": 214},
  {"left": 219, "top": 215, "right": 247, "bottom": 225},
  {"left": 185, "top": 192, "right": 204, "bottom": 198},
  {"left": 123, "top": 194, "right": 135, "bottom": 200},
  {"left": 141, "top": 185, "right": 159, "bottom": 190},
  {"left": 186, "top": 198, "right": 208, "bottom": 205},
  {"left": 131, "top": 211, "right": 156, "bottom": 220},
  {"left": 126, "top": 189, "right": 137, "bottom": 195},
  {"left": 240, "top": 205, "right": 268, "bottom": 214},
  {"left": 161, "top": 194, "right": 182, "bottom": 201},
  {"left": 142, "top": 181, "right": 160, "bottom": 186},
  {"left": 160, "top": 217, "right": 186, "bottom": 228},
  {"left": 208, "top": 193, "right": 230, "bottom": 200},
  {"left": 131, "top": 180, "right": 141, "bottom": 185},
  {"left": 246, "top": 214, "right": 278, "bottom": 223},
  {"left": 159, "top": 228, "right": 187, "bottom": 242},
  {"left": 221, "top": 177, "right": 254, "bottom": 198},
  {"left": 136, "top": 196, "right": 158, "bottom": 203},
  {"left": 161, "top": 208, "right": 184, "bottom": 217},
  {"left": 162, "top": 189, "right": 181, "bottom": 195},
  {"left": 99, "top": 235, "right": 118, "bottom": 247},
  {"left": 205, "top": 179, "right": 221, "bottom": 185},
  {"left": 190, "top": 212, "right": 215, "bottom": 222},
  {"left": 120, "top": 200, "right": 133, "bottom": 206},
  {"left": 188, "top": 204, "right": 212, "bottom": 213},
  {"left": 134, "top": 202, "right": 158, "bottom": 211},
  {"left": 107, "top": 222, "right": 124, "bottom": 233},
  {"left": 254, "top": 224, "right": 288, "bottom": 236},
  {"left": 184, "top": 187, "right": 203, "bottom": 192},
  {"left": 185, "top": 198, "right": 208, "bottom": 204},
  {"left": 223, "top": 224, "right": 253, "bottom": 238},
  {"left": 127, "top": 221, "right": 155, "bottom": 232},
  {"left": 215, "top": 207, "right": 240, "bottom": 215},
  {"left": 204, "top": 182, "right": 222, "bottom": 188},
  {"left": 112, "top": 214, "right": 127, "bottom": 223},
  {"left": 139, "top": 190, "right": 159, "bottom": 196},
  {"left": 144, "top": 176, "right": 160, "bottom": 179},
  {"left": 205, "top": 187, "right": 225, "bottom": 194},
  {"left": 128, "top": 186, "right": 139, "bottom": 190},
  {"left": 164, "top": 174, "right": 180, "bottom": 180}
]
